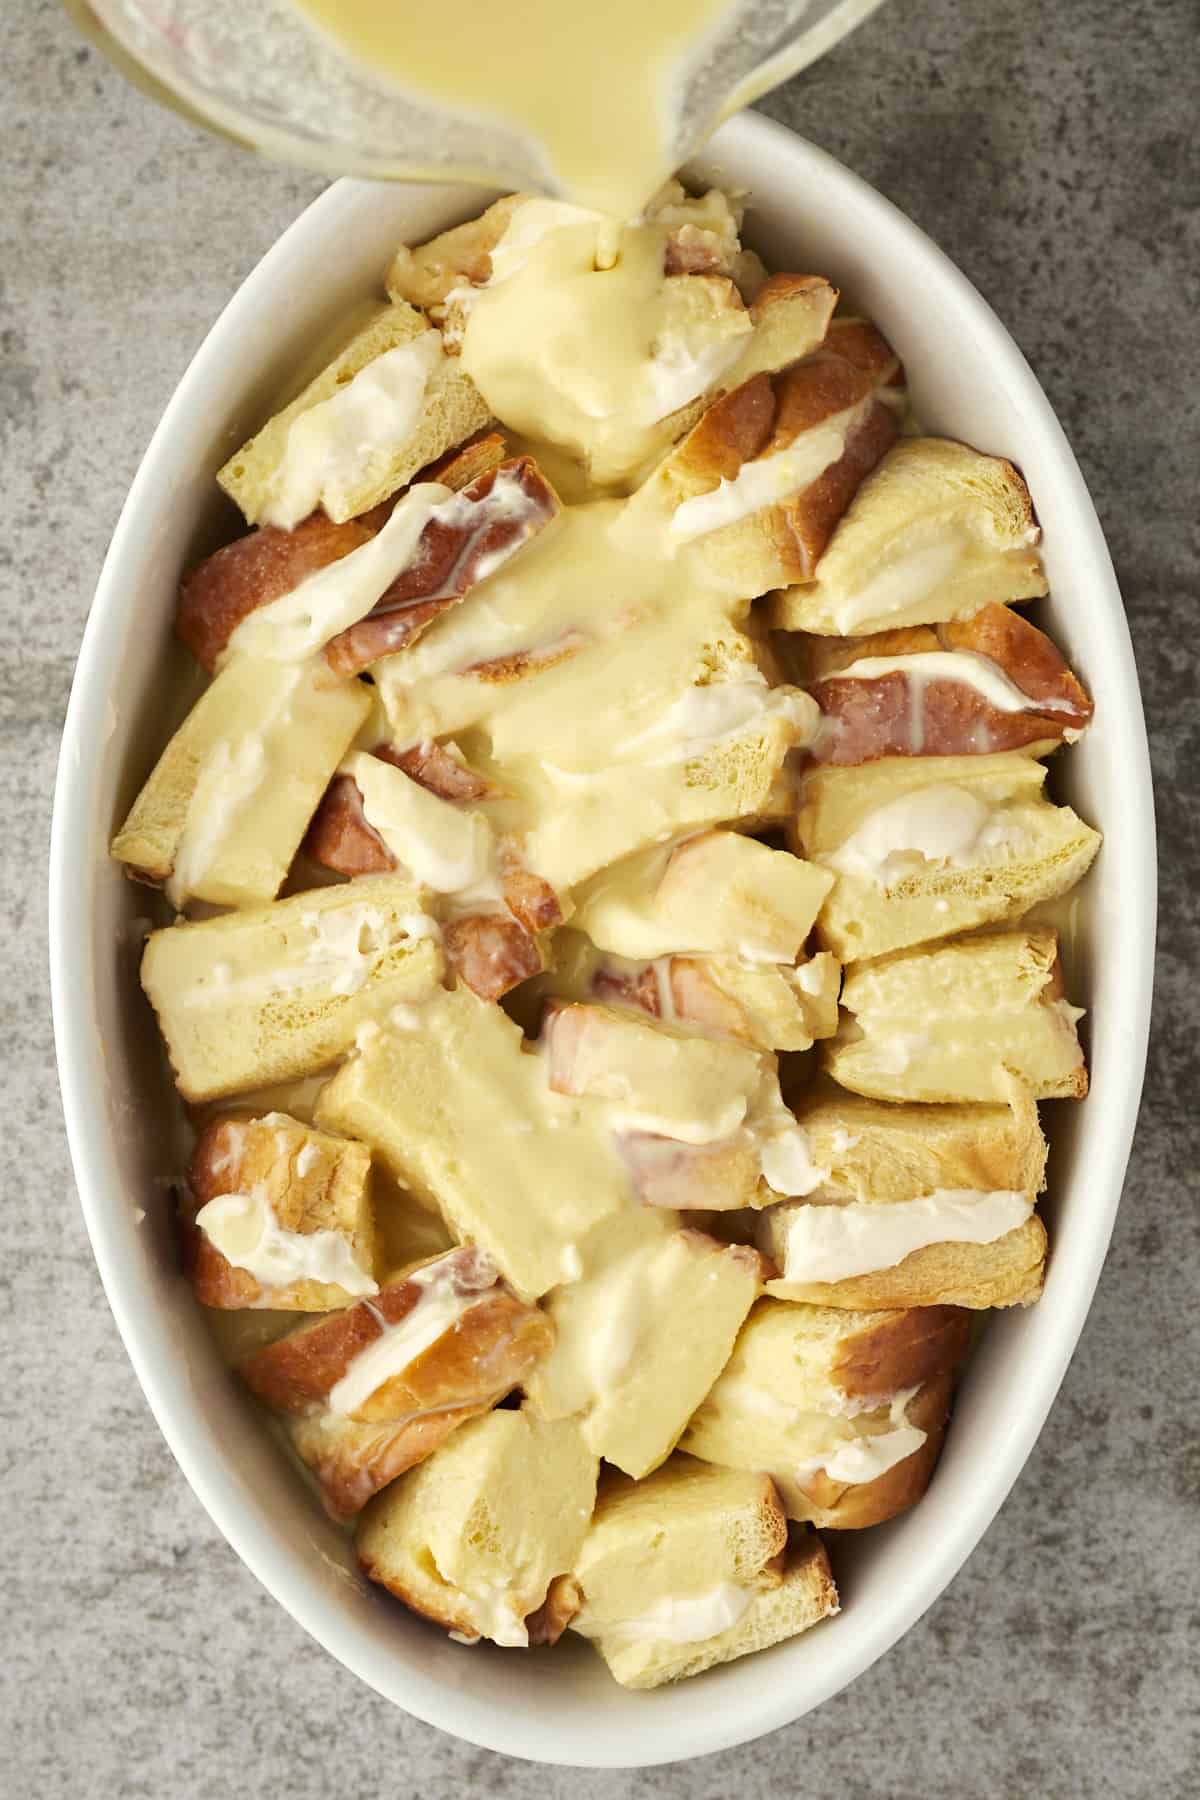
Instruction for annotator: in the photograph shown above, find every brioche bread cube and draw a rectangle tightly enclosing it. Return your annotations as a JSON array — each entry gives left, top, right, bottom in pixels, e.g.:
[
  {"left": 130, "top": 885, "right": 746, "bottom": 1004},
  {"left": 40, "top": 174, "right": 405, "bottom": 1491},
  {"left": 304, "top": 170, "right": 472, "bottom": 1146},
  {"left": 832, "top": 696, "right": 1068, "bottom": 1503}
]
[
  {"left": 485, "top": 642, "right": 818, "bottom": 894},
  {"left": 826, "top": 928, "right": 1088, "bottom": 1102},
  {"left": 798, "top": 602, "right": 1094, "bottom": 765},
  {"left": 314, "top": 987, "right": 632, "bottom": 1300},
  {"left": 237, "top": 1247, "right": 555, "bottom": 1520},
  {"left": 762, "top": 1083, "right": 1048, "bottom": 1308},
  {"left": 796, "top": 752, "right": 1101, "bottom": 962},
  {"left": 524, "top": 1209, "right": 766, "bottom": 1478},
  {"left": 725, "top": 272, "right": 839, "bottom": 389},
  {"left": 772, "top": 437, "right": 1047, "bottom": 634},
  {"left": 570, "top": 1457, "right": 837, "bottom": 1687},
  {"left": 141, "top": 875, "right": 443, "bottom": 1103},
  {"left": 110, "top": 656, "right": 370, "bottom": 906},
  {"left": 217, "top": 302, "right": 491, "bottom": 527},
  {"left": 286, "top": 1404, "right": 494, "bottom": 1525},
  {"left": 238, "top": 1245, "right": 552, "bottom": 1421},
  {"left": 650, "top": 334, "right": 901, "bottom": 600},
  {"left": 541, "top": 930, "right": 841, "bottom": 1056},
  {"left": 355, "top": 1409, "right": 598, "bottom": 1646},
  {"left": 542, "top": 1000, "right": 768, "bottom": 1145},
  {"left": 572, "top": 829, "right": 832, "bottom": 964},
  {"left": 672, "top": 952, "right": 842, "bottom": 1051},
  {"left": 386, "top": 194, "right": 527, "bottom": 319},
  {"left": 182, "top": 1111, "right": 377, "bottom": 1310},
  {"left": 681, "top": 1298, "right": 966, "bottom": 1526}
]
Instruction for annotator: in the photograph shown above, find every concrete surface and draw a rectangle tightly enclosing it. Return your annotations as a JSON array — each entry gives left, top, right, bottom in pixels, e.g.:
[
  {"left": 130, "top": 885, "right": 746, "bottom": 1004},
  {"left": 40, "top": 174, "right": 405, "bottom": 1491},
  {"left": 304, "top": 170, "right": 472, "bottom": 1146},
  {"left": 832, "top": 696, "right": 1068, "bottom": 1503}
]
[{"left": 3, "top": 0, "right": 1197, "bottom": 1792}]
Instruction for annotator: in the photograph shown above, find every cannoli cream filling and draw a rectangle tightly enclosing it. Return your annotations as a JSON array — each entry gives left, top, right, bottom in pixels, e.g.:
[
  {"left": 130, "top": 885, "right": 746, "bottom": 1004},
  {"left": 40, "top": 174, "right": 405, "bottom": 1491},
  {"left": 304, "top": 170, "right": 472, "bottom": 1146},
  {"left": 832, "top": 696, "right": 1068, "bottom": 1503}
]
[
  {"left": 775, "top": 1187, "right": 1034, "bottom": 1283},
  {"left": 823, "top": 782, "right": 1034, "bottom": 884},
  {"left": 669, "top": 414, "right": 854, "bottom": 542},
  {"left": 327, "top": 1258, "right": 498, "bottom": 1418},
  {"left": 828, "top": 648, "right": 1070, "bottom": 715},
  {"left": 793, "top": 1387, "right": 926, "bottom": 1488},
  {"left": 194, "top": 1189, "right": 378, "bottom": 1299},
  {"left": 576, "top": 1582, "right": 754, "bottom": 1645},
  {"left": 261, "top": 332, "right": 444, "bottom": 531}
]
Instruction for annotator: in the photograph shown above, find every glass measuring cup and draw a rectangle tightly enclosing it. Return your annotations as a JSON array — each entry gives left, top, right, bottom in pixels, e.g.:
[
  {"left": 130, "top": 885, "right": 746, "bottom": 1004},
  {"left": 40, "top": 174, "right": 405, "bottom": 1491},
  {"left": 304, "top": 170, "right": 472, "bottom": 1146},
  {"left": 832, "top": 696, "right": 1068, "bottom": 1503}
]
[{"left": 63, "top": 0, "right": 888, "bottom": 204}]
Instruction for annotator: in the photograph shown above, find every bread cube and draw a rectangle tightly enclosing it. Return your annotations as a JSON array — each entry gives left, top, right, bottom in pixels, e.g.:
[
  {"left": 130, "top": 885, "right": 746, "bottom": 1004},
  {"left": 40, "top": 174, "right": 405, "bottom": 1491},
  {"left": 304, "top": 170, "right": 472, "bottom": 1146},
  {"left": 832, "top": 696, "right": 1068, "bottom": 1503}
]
[
  {"left": 772, "top": 437, "right": 1048, "bottom": 634},
  {"left": 525, "top": 1208, "right": 766, "bottom": 1478},
  {"left": 572, "top": 829, "right": 832, "bottom": 964},
  {"left": 217, "top": 302, "right": 491, "bottom": 527},
  {"left": 141, "top": 875, "right": 443, "bottom": 1102},
  {"left": 314, "top": 986, "right": 632, "bottom": 1300},
  {"left": 825, "top": 928, "right": 1088, "bottom": 1101},
  {"left": 799, "top": 602, "right": 1093, "bottom": 765},
  {"left": 238, "top": 1245, "right": 552, "bottom": 1421},
  {"left": 761, "top": 1082, "right": 1048, "bottom": 1308},
  {"left": 182, "top": 1111, "right": 377, "bottom": 1309},
  {"left": 355, "top": 1409, "right": 598, "bottom": 1646},
  {"left": 662, "top": 952, "right": 842, "bottom": 1051},
  {"left": 570, "top": 1457, "right": 837, "bottom": 1688},
  {"left": 796, "top": 752, "right": 1100, "bottom": 962},
  {"left": 542, "top": 1000, "right": 768, "bottom": 1145},
  {"left": 110, "top": 656, "right": 370, "bottom": 906},
  {"left": 681, "top": 1298, "right": 966, "bottom": 1526},
  {"left": 649, "top": 326, "right": 901, "bottom": 599}
]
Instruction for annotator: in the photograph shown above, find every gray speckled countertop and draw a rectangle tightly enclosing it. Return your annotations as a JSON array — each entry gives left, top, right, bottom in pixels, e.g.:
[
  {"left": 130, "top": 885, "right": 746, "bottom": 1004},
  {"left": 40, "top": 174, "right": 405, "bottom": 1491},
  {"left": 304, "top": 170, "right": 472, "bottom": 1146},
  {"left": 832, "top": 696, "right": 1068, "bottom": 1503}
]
[{"left": 4, "top": 0, "right": 1197, "bottom": 1792}]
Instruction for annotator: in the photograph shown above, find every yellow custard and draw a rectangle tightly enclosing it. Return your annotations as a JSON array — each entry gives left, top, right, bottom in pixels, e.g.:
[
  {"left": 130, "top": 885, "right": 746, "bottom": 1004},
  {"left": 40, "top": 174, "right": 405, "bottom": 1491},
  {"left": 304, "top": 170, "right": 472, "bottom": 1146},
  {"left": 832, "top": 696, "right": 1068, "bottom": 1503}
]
[{"left": 291, "top": 0, "right": 733, "bottom": 215}]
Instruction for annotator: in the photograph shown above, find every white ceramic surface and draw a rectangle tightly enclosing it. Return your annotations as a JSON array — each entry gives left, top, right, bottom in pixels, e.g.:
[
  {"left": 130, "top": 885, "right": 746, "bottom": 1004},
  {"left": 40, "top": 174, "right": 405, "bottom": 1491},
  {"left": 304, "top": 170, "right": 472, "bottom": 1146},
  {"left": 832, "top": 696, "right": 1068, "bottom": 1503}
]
[{"left": 49, "top": 114, "right": 1155, "bottom": 1768}]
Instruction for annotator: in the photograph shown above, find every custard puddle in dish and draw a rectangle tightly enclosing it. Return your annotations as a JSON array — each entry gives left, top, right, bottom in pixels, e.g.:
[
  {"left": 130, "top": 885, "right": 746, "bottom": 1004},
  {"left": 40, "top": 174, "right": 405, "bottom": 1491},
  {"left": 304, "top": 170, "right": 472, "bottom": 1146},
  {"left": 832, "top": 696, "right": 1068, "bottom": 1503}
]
[{"left": 112, "top": 182, "right": 1097, "bottom": 1688}]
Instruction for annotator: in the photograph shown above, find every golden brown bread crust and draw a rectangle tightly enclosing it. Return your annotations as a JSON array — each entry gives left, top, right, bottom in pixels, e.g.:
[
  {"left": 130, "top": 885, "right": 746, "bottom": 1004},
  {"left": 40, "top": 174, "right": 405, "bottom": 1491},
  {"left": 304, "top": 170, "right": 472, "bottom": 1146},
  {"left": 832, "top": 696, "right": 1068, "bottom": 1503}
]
[
  {"left": 238, "top": 1246, "right": 553, "bottom": 1421},
  {"left": 323, "top": 455, "right": 560, "bottom": 677},
  {"left": 176, "top": 513, "right": 375, "bottom": 674},
  {"left": 443, "top": 913, "right": 546, "bottom": 1002},
  {"left": 799, "top": 1372, "right": 953, "bottom": 1529},
  {"left": 382, "top": 739, "right": 494, "bottom": 803},
  {"left": 356, "top": 1533, "right": 481, "bottom": 1635},
  {"left": 182, "top": 1114, "right": 376, "bottom": 1310},
  {"left": 526, "top": 1574, "right": 584, "bottom": 1646},
  {"left": 768, "top": 1215, "right": 1048, "bottom": 1311},
  {"left": 302, "top": 773, "right": 394, "bottom": 877},
  {"left": 803, "top": 602, "right": 1094, "bottom": 766},
  {"left": 829, "top": 1305, "right": 970, "bottom": 1400},
  {"left": 420, "top": 429, "right": 508, "bottom": 491},
  {"left": 291, "top": 1404, "right": 490, "bottom": 1524},
  {"left": 658, "top": 326, "right": 902, "bottom": 587}
]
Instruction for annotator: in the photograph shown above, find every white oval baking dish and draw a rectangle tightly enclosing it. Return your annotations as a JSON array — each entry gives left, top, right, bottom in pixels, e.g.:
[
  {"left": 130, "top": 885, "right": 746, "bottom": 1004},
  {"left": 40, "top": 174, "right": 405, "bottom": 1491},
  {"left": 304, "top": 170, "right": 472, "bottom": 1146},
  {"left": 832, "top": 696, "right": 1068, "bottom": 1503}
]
[{"left": 49, "top": 112, "right": 1155, "bottom": 1767}]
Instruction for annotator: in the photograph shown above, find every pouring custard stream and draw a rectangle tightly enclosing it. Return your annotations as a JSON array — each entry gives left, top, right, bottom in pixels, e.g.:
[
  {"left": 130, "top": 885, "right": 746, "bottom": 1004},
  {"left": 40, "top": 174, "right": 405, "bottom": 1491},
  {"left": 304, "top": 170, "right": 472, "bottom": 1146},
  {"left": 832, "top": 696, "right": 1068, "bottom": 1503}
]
[{"left": 290, "top": 0, "right": 735, "bottom": 216}]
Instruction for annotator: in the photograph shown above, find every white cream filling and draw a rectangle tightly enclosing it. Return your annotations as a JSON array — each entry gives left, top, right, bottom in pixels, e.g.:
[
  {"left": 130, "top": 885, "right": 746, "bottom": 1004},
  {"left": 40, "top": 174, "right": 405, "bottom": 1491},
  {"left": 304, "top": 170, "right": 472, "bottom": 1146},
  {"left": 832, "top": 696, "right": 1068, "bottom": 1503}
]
[
  {"left": 345, "top": 750, "right": 493, "bottom": 894},
  {"left": 229, "top": 481, "right": 454, "bottom": 663},
  {"left": 830, "top": 649, "right": 1057, "bottom": 714},
  {"left": 262, "top": 332, "right": 443, "bottom": 530},
  {"left": 829, "top": 538, "right": 965, "bottom": 632},
  {"left": 777, "top": 1188, "right": 1033, "bottom": 1284},
  {"left": 823, "top": 782, "right": 1031, "bottom": 885},
  {"left": 194, "top": 1190, "right": 377, "bottom": 1298},
  {"left": 748, "top": 1080, "right": 829, "bottom": 1197},
  {"left": 635, "top": 329, "right": 747, "bottom": 428},
  {"left": 167, "top": 731, "right": 270, "bottom": 909},
  {"left": 584, "top": 1582, "right": 754, "bottom": 1645},
  {"left": 327, "top": 1260, "right": 495, "bottom": 1417},
  {"left": 620, "top": 676, "right": 818, "bottom": 766},
  {"left": 461, "top": 1579, "right": 530, "bottom": 1649},
  {"left": 300, "top": 901, "right": 398, "bottom": 997},
  {"left": 671, "top": 419, "right": 850, "bottom": 542},
  {"left": 794, "top": 1387, "right": 926, "bottom": 1488}
]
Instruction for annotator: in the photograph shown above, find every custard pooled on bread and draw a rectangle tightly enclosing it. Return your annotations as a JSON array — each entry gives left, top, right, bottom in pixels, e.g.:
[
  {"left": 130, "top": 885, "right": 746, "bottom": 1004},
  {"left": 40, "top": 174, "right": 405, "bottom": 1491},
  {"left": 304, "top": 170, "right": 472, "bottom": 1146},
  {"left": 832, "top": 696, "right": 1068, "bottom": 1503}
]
[{"left": 113, "top": 182, "right": 1098, "bottom": 1689}]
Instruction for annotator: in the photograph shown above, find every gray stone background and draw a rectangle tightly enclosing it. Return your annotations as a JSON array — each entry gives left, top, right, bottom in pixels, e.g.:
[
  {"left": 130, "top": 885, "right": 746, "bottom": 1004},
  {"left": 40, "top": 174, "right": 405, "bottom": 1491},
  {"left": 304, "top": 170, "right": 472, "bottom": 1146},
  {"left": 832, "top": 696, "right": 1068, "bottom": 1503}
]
[{"left": 3, "top": 0, "right": 1196, "bottom": 1792}]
